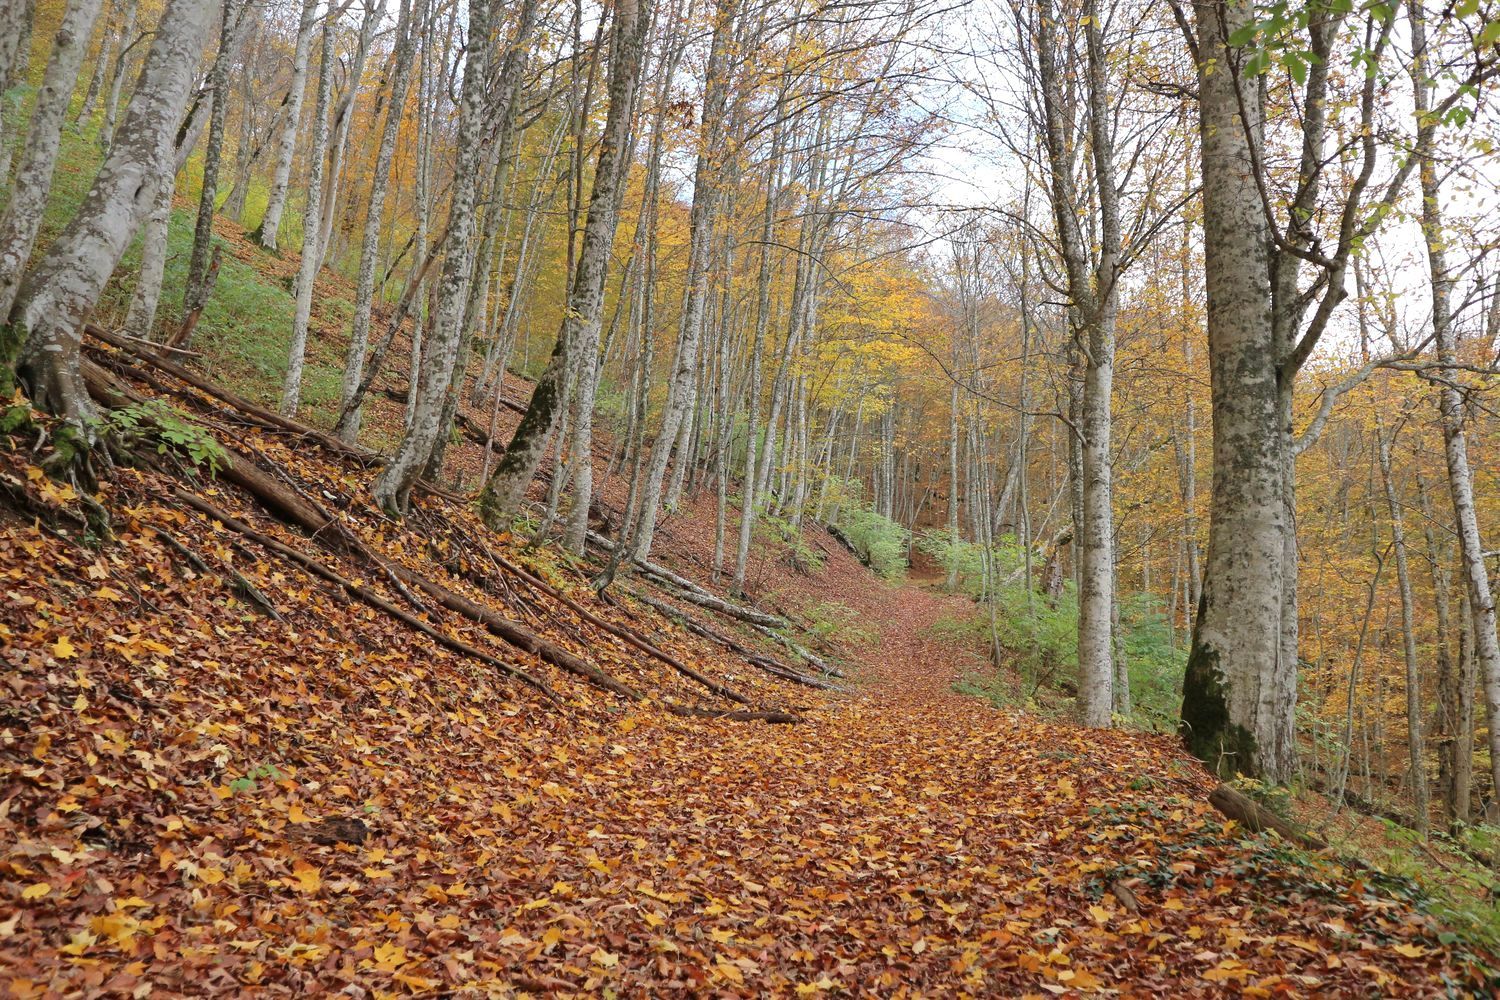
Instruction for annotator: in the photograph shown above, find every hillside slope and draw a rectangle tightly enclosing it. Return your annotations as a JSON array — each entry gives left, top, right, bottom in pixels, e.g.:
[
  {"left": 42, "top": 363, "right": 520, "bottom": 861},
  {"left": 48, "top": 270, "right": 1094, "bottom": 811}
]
[{"left": 0, "top": 199, "right": 1495, "bottom": 994}]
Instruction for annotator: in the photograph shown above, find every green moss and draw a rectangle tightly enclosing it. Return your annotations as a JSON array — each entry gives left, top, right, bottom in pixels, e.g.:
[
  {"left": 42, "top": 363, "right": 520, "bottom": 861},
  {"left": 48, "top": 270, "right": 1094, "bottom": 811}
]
[
  {"left": 0, "top": 321, "right": 25, "bottom": 395},
  {"left": 1180, "top": 638, "right": 1258, "bottom": 779}
]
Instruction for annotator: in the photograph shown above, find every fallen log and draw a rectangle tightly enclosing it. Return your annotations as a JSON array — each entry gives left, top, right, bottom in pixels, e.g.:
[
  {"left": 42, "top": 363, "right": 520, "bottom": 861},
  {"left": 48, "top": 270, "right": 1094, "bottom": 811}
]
[
  {"left": 1208, "top": 783, "right": 1327, "bottom": 850},
  {"left": 585, "top": 531, "right": 786, "bottom": 628},
  {"left": 627, "top": 588, "right": 845, "bottom": 692},
  {"left": 80, "top": 357, "right": 797, "bottom": 723}
]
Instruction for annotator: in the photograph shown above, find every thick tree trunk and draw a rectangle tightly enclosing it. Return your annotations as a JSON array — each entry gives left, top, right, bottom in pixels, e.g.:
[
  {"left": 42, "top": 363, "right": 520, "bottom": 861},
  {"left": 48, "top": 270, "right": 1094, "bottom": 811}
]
[
  {"left": 3, "top": 0, "right": 215, "bottom": 420},
  {"left": 0, "top": 0, "right": 106, "bottom": 318},
  {"left": 1181, "top": 0, "right": 1294, "bottom": 781},
  {"left": 251, "top": 0, "right": 317, "bottom": 250},
  {"left": 373, "top": 0, "right": 496, "bottom": 513}
]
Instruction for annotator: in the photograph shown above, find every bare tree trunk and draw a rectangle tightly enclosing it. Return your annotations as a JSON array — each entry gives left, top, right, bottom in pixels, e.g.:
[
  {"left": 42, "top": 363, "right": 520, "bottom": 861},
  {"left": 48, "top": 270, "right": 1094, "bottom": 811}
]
[
  {"left": 1410, "top": 0, "right": 1500, "bottom": 805},
  {"left": 183, "top": 0, "right": 246, "bottom": 330},
  {"left": 0, "top": 0, "right": 31, "bottom": 182},
  {"left": 628, "top": 0, "right": 735, "bottom": 562},
  {"left": 279, "top": 5, "right": 339, "bottom": 416},
  {"left": 1377, "top": 416, "right": 1429, "bottom": 834},
  {"left": 123, "top": 181, "right": 173, "bottom": 339},
  {"left": 479, "top": 0, "right": 652, "bottom": 528},
  {"left": 251, "top": 0, "right": 317, "bottom": 249},
  {"left": 372, "top": 0, "right": 496, "bottom": 513},
  {"left": 2, "top": 0, "right": 215, "bottom": 421},
  {"left": 98, "top": 2, "right": 137, "bottom": 150},
  {"left": 1035, "top": 0, "right": 1116, "bottom": 726},
  {"left": 1180, "top": 0, "right": 1294, "bottom": 781},
  {"left": 74, "top": 0, "right": 112, "bottom": 123},
  {"left": 1418, "top": 468, "right": 1467, "bottom": 824},
  {"left": 334, "top": 0, "right": 423, "bottom": 443},
  {"left": 314, "top": 3, "right": 379, "bottom": 270},
  {"left": 0, "top": 0, "right": 106, "bottom": 318}
]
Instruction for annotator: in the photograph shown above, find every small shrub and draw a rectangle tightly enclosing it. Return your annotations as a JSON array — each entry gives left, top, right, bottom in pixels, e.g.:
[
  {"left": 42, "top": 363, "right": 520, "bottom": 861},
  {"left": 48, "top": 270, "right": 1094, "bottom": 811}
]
[
  {"left": 103, "top": 400, "right": 228, "bottom": 474},
  {"left": 833, "top": 504, "right": 909, "bottom": 578},
  {"left": 803, "top": 600, "right": 874, "bottom": 647}
]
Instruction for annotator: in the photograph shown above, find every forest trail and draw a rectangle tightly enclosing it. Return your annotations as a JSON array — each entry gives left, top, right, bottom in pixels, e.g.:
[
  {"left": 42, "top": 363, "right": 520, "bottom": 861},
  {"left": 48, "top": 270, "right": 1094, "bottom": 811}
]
[
  {"left": 0, "top": 336, "right": 1487, "bottom": 996},
  {"left": 480, "top": 575, "right": 1485, "bottom": 997}
]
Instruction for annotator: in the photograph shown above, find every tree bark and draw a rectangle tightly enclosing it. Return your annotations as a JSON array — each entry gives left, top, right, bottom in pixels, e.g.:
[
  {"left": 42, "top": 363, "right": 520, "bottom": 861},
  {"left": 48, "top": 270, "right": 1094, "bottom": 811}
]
[
  {"left": 251, "top": 0, "right": 318, "bottom": 250},
  {"left": 0, "top": 0, "right": 106, "bottom": 318},
  {"left": 478, "top": 0, "right": 652, "bottom": 528},
  {"left": 373, "top": 0, "right": 496, "bottom": 513},
  {"left": 334, "top": 0, "right": 423, "bottom": 444},
  {"left": 3, "top": 0, "right": 215, "bottom": 421},
  {"left": 279, "top": 4, "right": 339, "bottom": 416},
  {"left": 1180, "top": 0, "right": 1294, "bottom": 781}
]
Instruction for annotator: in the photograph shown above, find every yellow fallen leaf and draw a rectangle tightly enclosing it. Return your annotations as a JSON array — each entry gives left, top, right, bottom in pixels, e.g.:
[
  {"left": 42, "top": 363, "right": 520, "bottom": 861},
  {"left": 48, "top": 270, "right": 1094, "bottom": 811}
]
[
  {"left": 1391, "top": 943, "right": 1429, "bottom": 959},
  {"left": 288, "top": 860, "right": 321, "bottom": 894},
  {"left": 52, "top": 636, "right": 76, "bottom": 659},
  {"left": 22, "top": 883, "right": 51, "bottom": 900},
  {"left": 592, "top": 949, "right": 619, "bottom": 969}
]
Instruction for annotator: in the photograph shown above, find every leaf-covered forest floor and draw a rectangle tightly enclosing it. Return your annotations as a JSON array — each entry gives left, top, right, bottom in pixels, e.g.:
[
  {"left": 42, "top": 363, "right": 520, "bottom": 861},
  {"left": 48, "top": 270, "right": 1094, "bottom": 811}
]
[{"left": 2, "top": 205, "right": 1497, "bottom": 995}]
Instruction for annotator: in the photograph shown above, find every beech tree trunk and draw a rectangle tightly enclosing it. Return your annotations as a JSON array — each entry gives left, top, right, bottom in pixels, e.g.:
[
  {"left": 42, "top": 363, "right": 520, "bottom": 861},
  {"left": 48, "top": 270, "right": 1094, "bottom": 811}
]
[
  {"left": 279, "top": 5, "right": 339, "bottom": 416},
  {"left": 334, "top": 0, "right": 423, "bottom": 444},
  {"left": 122, "top": 182, "right": 173, "bottom": 339},
  {"left": 373, "top": 0, "right": 495, "bottom": 513},
  {"left": 627, "top": 0, "right": 735, "bottom": 562},
  {"left": 183, "top": 0, "right": 245, "bottom": 331},
  {"left": 1410, "top": 7, "right": 1500, "bottom": 801},
  {"left": 0, "top": 0, "right": 106, "bottom": 318},
  {"left": 252, "top": 0, "right": 318, "bottom": 250},
  {"left": 478, "top": 0, "right": 652, "bottom": 528},
  {"left": 2, "top": 0, "right": 215, "bottom": 419},
  {"left": 1180, "top": 0, "right": 1294, "bottom": 781}
]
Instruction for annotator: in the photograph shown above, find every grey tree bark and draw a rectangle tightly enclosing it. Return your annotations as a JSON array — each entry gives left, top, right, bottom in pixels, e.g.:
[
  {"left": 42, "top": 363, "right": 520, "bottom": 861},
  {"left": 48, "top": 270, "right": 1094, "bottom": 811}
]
[
  {"left": 478, "top": 0, "right": 652, "bottom": 528},
  {"left": 333, "top": 0, "right": 423, "bottom": 443},
  {"left": 626, "top": 0, "right": 736, "bottom": 561},
  {"left": 373, "top": 0, "right": 496, "bottom": 513},
  {"left": 2, "top": 0, "right": 216, "bottom": 422},
  {"left": 0, "top": 0, "right": 106, "bottom": 319},
  {"left": 251, "top": 0, "right": 318, "bottom": 249},
  {"left": 279, "top": 4, "right": 339, "bottom": 416}
]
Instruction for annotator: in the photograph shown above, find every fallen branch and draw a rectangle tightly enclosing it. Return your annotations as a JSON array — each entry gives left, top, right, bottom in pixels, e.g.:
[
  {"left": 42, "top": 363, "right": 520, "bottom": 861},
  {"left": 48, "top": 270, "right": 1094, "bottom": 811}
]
[
  {"left": 586, "top": 530, "right": 786, "bottom": 628},
  {"left": 627, "top": 588, "right": 845, "bottom": 692},
  {"left": 153, "top": 526, "right": 282, "bottom": 619},
  {"left": 1208, "top": 783, "right": 1327, "bottom": 850},
  {"left": 170, "top": 488, "right": 563, "bottom": 705}
]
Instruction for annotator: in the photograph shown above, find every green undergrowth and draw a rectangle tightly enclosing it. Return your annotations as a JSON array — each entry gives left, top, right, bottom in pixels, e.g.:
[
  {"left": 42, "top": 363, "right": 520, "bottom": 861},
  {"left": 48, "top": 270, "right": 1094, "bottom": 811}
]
[{"left": 940, "top": 577, "right": 1187, "bottom": 730}]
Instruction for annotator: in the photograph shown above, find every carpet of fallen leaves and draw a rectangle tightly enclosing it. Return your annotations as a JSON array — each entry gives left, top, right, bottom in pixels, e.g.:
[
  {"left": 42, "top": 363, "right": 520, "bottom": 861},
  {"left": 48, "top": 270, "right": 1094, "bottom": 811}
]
[{"left": 2, "top": 409, "right": 1497, "bottom": 997}]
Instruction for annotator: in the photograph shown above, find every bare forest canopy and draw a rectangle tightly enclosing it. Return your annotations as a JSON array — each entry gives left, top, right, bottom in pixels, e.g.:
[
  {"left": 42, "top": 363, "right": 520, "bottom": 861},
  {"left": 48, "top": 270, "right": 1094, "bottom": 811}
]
[{"left": 3, "top": 0, "right": 1500, "bottom": 991}]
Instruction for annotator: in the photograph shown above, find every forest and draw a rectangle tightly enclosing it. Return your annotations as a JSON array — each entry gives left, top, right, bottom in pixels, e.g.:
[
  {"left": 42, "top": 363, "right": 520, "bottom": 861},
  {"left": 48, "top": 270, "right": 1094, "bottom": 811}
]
[{"left": 2, "top": 0, "right": 1500, "bottom": 992}]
